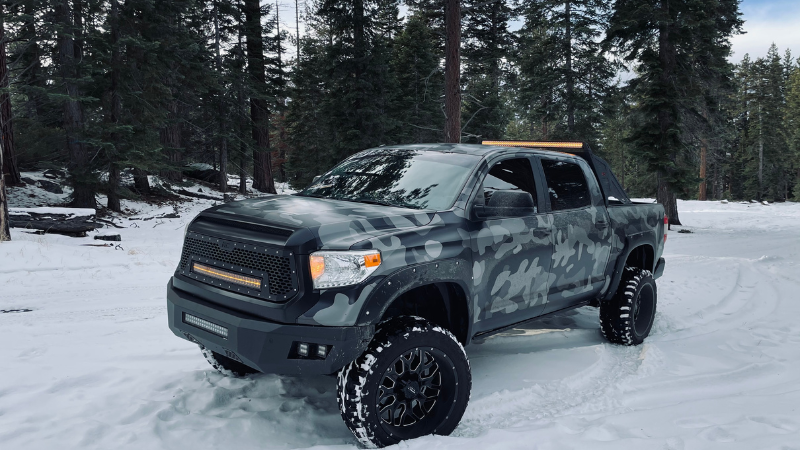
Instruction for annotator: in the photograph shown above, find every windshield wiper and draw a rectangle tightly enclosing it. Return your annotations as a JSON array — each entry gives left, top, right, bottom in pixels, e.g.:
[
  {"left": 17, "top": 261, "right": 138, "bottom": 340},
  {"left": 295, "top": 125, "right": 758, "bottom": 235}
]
[{"left": 347, "top": 197, "right": 396, "bottom": 207}]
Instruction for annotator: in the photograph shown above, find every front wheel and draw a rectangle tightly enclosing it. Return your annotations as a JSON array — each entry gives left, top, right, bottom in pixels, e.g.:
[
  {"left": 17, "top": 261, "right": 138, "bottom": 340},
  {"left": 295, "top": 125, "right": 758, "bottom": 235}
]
[
  {"left": 600, "top": 267, "right": 657, "bottom": 345},
  {"left": 337, "top": 316, "right": 471, "bottom": 448}
]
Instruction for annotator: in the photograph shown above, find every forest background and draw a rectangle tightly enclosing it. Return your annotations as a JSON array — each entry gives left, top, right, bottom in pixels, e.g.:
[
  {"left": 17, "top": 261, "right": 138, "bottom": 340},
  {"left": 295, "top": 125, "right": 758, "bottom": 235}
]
[{"left": 1, "top": 0, "right": 799, "bottom": 240}]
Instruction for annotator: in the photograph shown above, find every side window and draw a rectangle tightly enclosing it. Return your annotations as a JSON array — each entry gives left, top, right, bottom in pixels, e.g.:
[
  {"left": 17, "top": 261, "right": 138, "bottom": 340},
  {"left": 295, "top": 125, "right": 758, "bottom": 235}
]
[
  {"left": 477, "top": 158, "right": 537, "bottom": 212},
  {"left": 541, "top": 159, "right": 591, "bottom": 210}
]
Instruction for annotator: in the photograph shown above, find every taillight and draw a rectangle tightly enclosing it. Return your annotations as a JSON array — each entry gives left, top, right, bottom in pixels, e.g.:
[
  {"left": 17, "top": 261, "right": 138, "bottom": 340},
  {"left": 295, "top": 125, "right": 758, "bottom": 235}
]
[{"left": 663, "top": 215, "right": 668, "bottom": 243}]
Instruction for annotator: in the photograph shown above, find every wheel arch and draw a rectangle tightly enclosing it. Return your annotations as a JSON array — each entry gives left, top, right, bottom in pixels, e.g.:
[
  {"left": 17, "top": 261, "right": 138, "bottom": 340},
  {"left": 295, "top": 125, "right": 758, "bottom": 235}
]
[
  {"left": 356, "top": 259, "right": 474, "bottom": 346},
  {"left": 602, "top": 234, "right": 657, "bottom": 301}
]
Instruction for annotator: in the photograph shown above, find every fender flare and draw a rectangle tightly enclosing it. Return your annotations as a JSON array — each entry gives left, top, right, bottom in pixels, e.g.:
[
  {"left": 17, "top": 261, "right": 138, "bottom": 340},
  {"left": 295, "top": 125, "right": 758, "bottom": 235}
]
[
  {"left": 602, "top": 233, "right": 657, "bottom": 301},
  {"left": 355, "top": 258, "right": 474, "bottom": 340}
]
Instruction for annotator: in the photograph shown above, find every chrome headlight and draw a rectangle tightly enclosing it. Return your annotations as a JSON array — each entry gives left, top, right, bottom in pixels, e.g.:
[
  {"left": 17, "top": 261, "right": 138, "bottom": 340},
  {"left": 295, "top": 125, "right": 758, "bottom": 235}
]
[{"left": 309, "top": 250, "right": 381, "bottom": 289}]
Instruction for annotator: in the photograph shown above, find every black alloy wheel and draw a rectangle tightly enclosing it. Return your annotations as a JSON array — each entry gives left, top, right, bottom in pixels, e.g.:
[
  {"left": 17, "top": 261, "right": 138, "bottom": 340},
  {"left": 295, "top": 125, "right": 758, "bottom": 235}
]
[
  {"left": 337, "top": 316, "right": 471, "bottom": 448},
  {"left": 376, "top": 347, "right": 455, "bottom": 431}
]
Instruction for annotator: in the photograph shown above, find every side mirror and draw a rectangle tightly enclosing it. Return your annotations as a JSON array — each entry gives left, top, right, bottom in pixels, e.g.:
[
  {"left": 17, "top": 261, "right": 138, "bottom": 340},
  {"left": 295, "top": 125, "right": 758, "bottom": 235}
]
[
  {"left": 475, "top": 190, "right": 535, "bottom": 218},
  {"left": 312, "top": 175, "right": 322, "bottom": 183}
]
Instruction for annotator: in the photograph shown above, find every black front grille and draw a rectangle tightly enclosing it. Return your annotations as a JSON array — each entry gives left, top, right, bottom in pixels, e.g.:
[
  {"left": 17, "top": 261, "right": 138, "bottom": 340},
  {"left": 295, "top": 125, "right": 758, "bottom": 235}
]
[{"left": 179, "top": 234, "right": 295, "bottom": 297}]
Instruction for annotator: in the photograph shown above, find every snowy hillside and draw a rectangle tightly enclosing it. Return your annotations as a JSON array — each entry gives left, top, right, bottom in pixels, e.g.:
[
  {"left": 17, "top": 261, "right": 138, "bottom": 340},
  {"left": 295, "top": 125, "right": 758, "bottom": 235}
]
[{"left": 1, "top": 198, "right": 799, "bottom": 449}]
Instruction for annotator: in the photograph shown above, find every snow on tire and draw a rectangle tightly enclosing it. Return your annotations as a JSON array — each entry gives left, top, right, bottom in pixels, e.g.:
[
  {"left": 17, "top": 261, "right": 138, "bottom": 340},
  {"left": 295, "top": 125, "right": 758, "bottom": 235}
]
[
  {"left": 336, "top": 316, "right": 471, "bottom": 448},
  {"left": 201, "top": 347, "right": 258, "bottom": 377},
  {"left": 600, "top": 267, "right": 657, "bottom": 346}
]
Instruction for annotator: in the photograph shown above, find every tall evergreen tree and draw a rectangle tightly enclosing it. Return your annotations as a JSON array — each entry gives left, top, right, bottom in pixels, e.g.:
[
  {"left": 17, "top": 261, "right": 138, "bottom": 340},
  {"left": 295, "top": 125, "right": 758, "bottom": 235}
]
[
  {"left": 461, "top": 0, "right": 513, "bottom": 142},
  {"left": 390, "top": 13, "right": 443, "bottom": 143},
  {"left": 786, "top": 58, "right": 800, "bottom": 200},
  {"left": 285, "top": 0, "right": 399, "bottom": 188},
  {"left": 516, "top": 0, "right": 616, "bottom": 144},
  {"left": 606, "top": 0, "right": 742, "bottom": 224},
  {"left": 244, "top": 0, "right": 276, "bottom": 193},
  {"left": 0, "top": 5, "right": 20, "bottom": 186}
]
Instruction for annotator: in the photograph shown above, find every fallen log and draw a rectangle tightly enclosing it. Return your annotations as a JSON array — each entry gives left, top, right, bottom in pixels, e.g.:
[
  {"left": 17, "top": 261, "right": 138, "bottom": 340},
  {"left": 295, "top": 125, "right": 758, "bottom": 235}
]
[
  {"left": 174, "top": 188, "right": 223, "bottom": 201},
  {"left": 9, "top": 209, "right": 104, "bottom": 237}
]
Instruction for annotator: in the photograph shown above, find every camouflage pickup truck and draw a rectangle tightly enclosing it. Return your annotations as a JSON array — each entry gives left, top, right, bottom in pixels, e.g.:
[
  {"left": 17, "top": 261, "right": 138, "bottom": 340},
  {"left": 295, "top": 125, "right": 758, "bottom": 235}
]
[{"left": 166, "top": 141, "right": 666, "bottom": 447}]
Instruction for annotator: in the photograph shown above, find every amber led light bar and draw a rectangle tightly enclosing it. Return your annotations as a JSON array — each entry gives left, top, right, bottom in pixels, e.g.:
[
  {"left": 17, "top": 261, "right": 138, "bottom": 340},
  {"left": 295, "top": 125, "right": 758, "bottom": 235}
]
[
  {"left": 192, "top": 262, "right": 262, "bottom": 289},
  {"left": 482, "top": 140, "right": 584, "bottom": 149}
]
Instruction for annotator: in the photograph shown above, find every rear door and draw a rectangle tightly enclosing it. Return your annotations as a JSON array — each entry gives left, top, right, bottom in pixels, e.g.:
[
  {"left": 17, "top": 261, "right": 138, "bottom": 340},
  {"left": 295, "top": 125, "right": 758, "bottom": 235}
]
[
  {"left": 469, "top": 156, "right": 553, "bottom": 333},
  {"left": 537, "top": 156, "right": 613, "bottom": 313}
]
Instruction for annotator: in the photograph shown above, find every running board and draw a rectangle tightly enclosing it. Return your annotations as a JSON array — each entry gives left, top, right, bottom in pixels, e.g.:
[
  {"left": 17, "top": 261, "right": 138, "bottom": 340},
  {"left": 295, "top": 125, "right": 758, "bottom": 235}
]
[{"left": 471, "top": 300, "right": 591, "bottom": 343}]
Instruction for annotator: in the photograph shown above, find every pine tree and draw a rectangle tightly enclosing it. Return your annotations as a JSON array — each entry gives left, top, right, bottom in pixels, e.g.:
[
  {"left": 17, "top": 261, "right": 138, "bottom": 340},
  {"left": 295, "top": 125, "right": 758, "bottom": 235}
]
[
  {"left": 244, "top": 0, "right": 276, "bottom": 193},
  {"left": 786, "top": 59, "right": 800, "bottom": 200},
  {"left": 461, "top": 0, "right": 513, "bottom": 142},
  {"left": 606, "top": 0, "right": 742, "bottom": 224},
  {"left": 285, "top": 0, "right": 399, "bottom": 188},
  {"left": 0, "top": 6, "right": 20, "bottom": 186},
  {"left": 740, "top": 46, "right": 789, "bottom": 201},
  {"left": 516, "top": 0, "right": 617, "bottom": 144},
  {"left": 390, "top": 13, "right": 443, "bottom": 143}
]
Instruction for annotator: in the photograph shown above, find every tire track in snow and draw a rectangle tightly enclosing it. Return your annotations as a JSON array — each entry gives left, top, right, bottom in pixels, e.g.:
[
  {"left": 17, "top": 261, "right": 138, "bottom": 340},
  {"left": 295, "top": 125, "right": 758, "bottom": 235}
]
[
  {"left": 455, "top": 343, "right": 662, "bottom": 437},
  {"left": 650, "top": 257, "right": 778, "bottom": 341}
]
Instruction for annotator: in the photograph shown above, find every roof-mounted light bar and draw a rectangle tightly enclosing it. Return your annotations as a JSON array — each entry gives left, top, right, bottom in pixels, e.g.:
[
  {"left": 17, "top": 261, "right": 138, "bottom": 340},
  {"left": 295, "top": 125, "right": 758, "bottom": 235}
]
[{"left": 481, "top": 140, "right": 584, "bottom": 150}]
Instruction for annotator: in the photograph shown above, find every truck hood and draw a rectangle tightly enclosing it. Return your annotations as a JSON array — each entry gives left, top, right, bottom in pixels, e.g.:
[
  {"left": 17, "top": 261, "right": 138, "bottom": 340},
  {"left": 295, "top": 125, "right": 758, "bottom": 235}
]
[{"left": 206, "top": 195, "right": 436, "bottom": 250}]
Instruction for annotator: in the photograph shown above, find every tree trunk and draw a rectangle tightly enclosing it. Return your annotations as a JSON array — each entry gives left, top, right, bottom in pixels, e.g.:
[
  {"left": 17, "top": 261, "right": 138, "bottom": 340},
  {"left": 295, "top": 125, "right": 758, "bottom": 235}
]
[
  {"left": 0, "top": 139, "right": 8, "bottom": 241},
  {"left": 107, "top": 164, "right": 121, "bottom": 211},
  {"left": 758, "top": 133, "right": 764, "bottom": 201},
  {"left": 565, "top": 0, "right": 574, "bottom": 134},
  {"left": 295, "top": 0, "right": 301, "bottom": 61},
  {"left": 106, "top": 0, "right": 122, "bottom": 212},
  {"left": 656, "top": 0, "right": 680, "bottom": 225},
  {"left": 698, "top": 138, "right": 707, "bottom": 200},
  {"left": 133, "top": 168, "right": 150, "bottom": 195},
  {"left": 0, "top": 11, "right": 19, "bottom": 186},
  {"left": 244, "top": 0, "right": 276, "bottom": 193},
  {"left": 239, "top": 141, "right": 247, "bottom": 194},
  {"left": 0, "top": 107, "right": 8, "bottom": 241},
  {"left": 658, "top": 174, "right": 680, "bottom": 227},
  {"left": 57, "top": 0, "right": 94, "bottom": 208},
  {"left": 214, "top": 2, "right": 227, "bottom": 193},
  {"left": 160, "top": 101, "right": 183, "bottom": 183},
  {"left": 444, "top": 0, "right": 461, "bottom": 143}
]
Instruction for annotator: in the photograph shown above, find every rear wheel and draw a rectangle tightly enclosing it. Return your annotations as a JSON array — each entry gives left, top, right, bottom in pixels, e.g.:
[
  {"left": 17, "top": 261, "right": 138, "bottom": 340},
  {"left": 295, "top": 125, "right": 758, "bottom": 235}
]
[
  {"left": 600, "top": 267, "right": 657, "bottom": 345},
  {"left": 201, "top": 347, "right": 258, "bottom": 377},
  {"left": 337, "top": 316, "right": 471, "bottom": 448}
]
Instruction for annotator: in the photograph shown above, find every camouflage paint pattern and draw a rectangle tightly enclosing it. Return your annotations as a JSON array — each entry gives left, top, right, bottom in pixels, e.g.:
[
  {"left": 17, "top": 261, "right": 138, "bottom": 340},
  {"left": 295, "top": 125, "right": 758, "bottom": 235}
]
[{"left": 176, "top": 143, "right": 665, "bottom": 340}]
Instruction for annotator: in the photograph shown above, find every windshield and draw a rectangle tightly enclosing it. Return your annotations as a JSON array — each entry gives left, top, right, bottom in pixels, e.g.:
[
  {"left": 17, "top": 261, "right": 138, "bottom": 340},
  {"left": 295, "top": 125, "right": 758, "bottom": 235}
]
[{"left": 298, "top": 150, "right": 479, "bottom": 210}]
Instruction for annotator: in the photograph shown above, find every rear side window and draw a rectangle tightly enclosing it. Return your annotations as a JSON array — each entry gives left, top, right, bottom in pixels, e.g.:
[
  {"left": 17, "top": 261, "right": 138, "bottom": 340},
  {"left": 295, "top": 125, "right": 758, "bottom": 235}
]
[
  {"left": 541, "top": 159, "right": 591, "bottom": 210},
  {"left": 478, "top": 158, "right": 537, "bottom": 211}
]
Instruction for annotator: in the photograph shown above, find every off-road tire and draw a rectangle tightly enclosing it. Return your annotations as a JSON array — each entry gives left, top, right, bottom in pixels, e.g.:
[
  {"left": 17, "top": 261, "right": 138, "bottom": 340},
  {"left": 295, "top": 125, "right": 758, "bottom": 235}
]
[
  {"left": 337, "top": 316, "right": 471, "bottom": 448},
  {"left": 600, "top": 267, "right": 657, "bottom": 345},
  {"left": 201, "top": 347, "right": 258, "bottom": 377}
]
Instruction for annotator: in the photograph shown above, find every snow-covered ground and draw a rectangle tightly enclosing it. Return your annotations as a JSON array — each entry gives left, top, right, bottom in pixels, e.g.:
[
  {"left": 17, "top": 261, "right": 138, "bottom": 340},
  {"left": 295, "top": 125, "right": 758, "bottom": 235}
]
[{"left": 1, "top": 197, "right": 799, "bottom": 450}]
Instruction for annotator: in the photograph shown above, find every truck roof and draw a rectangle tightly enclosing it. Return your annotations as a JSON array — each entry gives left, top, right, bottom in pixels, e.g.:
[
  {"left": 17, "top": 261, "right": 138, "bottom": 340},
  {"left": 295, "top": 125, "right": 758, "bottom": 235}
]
[
  {"left": 362, "top": 141, "right": 632, "bottom": 204},
  {"left": 370, "top": 143, "right": 580, "bottom": 159}
]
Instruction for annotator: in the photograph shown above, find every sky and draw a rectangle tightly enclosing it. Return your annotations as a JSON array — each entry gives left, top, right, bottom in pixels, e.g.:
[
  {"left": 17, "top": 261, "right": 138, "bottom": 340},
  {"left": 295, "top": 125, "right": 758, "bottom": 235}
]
[{"left": 731, "top": 0, "right": 799, "bottom": 61}]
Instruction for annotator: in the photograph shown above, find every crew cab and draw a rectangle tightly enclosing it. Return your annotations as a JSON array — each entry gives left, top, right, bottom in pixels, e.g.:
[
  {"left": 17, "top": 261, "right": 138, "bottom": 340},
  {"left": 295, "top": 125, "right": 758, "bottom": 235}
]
[{"left": 166, "top": 141, "right": 666, "bottom": 447}]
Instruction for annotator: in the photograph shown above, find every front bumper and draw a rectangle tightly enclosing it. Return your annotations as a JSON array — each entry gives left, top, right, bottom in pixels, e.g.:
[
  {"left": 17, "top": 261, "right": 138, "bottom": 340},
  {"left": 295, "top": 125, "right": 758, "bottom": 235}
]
[{"left": 167, "top": 278, "right": 373, "bottom": 375}]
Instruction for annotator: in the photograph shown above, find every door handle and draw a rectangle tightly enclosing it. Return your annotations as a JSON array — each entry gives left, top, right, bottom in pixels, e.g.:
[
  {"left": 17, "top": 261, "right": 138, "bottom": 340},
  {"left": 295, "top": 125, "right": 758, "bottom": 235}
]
[{"left": 597, "top": 220, "right": 609, "bottom": 228}]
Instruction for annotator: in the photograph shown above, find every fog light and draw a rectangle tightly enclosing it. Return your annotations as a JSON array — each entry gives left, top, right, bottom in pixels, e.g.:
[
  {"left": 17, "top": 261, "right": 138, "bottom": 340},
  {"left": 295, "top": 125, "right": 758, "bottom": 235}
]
[
  {"left": 298, "top": 342, "right": 309, "bottom": 357},
  {"left": 317, "top": 344, "right": 328, "bottom": 358}
]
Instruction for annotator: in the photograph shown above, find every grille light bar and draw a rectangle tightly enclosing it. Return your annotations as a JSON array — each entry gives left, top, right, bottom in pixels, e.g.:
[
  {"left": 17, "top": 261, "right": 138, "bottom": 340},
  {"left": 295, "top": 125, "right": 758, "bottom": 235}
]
[
  {"left": 482, "top": 140, "right": 584, "bottom": 149},
  {"left": 192, "top": 262, "right": 262, "bottom": 289},
  {"left": 183, "top": 313, "right": 228, "bottom": 338}
]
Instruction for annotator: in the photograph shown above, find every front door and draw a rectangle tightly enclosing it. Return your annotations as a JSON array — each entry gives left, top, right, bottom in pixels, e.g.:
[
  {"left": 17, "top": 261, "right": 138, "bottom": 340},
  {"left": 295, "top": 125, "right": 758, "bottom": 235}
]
[
  {"left": 470, "top": 157, "right": 554, "bottom": 333},
  {"left": 539, "top": 157, "right": 612, "bottom": 313}
]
